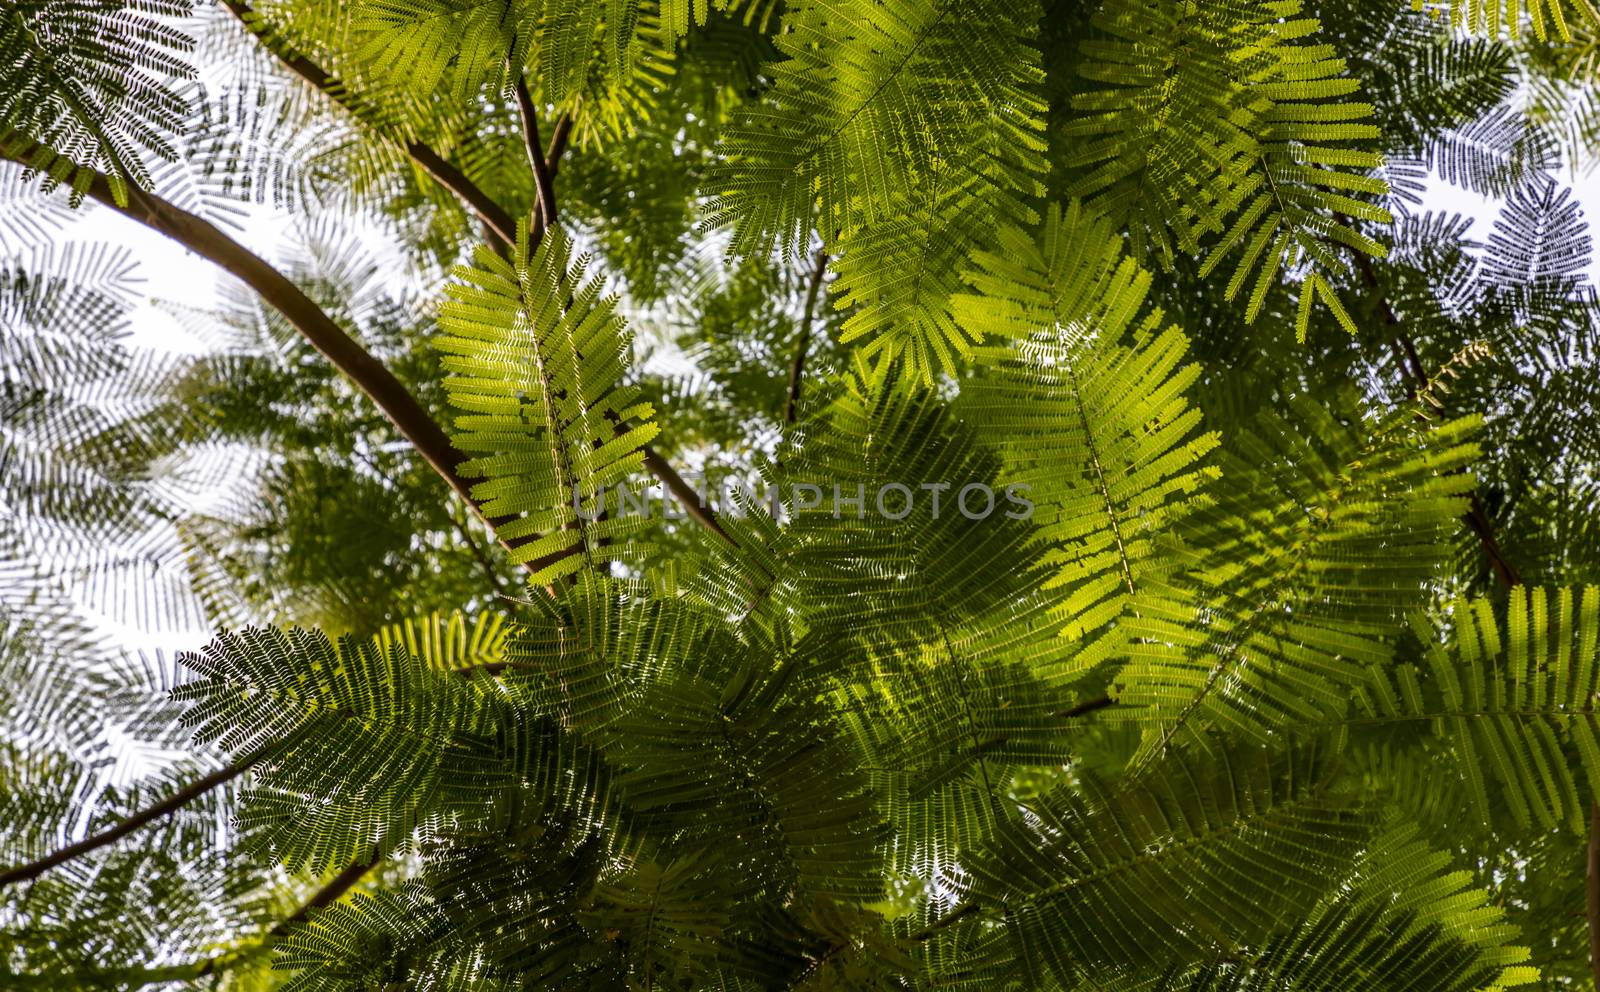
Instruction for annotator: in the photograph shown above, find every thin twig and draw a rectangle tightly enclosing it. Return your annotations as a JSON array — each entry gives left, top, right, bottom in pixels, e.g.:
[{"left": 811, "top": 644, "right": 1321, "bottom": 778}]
[
  {"left": 503, "top": 67, "right": 728, "bottom": 551},
  {"left": 1347, "top": 246, "right": 1522, "bottom": 590},
  {"left": 643, "top": 446, "right": 734, "bottom": 546},
  {"left": 1055, "top": 695, "right": 1114, "bottom": 719},
  {"left": 784, "top": 249, "right": 829, "bottom": 426},
  {"left": 545, "top": 112, "right": 574, "bottom": 180},
  {"left": 910, "top": 902, "right": 980, "bottom": 942},
  {"left": 269, "top": 847, "right": 383, "bottom": 938},
  {"left": 512, "top": 74, "right": 559, "bottom": 231},
  {"left": 450, "top": 508, "right": 512, "bottom": 599},
  {"left": 186, "top": 849, "right": 384, "bottom": 982}
]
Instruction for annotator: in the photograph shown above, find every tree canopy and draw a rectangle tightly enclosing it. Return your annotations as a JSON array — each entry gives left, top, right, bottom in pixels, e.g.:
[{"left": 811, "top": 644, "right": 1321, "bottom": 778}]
[{"left": 3, "top": 0, "right": 1600, "bottom": 988}]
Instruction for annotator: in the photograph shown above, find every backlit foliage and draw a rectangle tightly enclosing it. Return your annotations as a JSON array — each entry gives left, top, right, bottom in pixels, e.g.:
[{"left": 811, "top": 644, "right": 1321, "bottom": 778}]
[{"left": 2, "top": 0, "right": 1600, "bottom": 988}]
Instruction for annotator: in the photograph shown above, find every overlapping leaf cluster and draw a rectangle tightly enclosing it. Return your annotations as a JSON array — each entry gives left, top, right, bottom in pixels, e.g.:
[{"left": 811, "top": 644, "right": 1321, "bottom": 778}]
[{"left": 2, "top": 0, "right": 1600, "bottom": 988}]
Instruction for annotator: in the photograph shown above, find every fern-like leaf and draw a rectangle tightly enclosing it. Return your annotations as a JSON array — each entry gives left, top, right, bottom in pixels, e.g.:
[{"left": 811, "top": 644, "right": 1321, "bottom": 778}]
[
  {"left": 1118, "top": 402, "right": 1480, "bottom": 749},
  {"left": 437, "top": 223, "right": 660, "bottom": 583},
  {"left": 957, "top": 203, "right": 1220, "bottom": 676}
]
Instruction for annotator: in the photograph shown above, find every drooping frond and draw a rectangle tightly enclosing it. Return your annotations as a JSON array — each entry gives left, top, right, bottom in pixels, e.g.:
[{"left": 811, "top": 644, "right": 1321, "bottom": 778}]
[
  {"left": 351, "top": 0, "right": 667, "bottom": 117},
  {"left": 1480, "top": 180, "right": 1593, "bottom": 306},
  {"left": 707, "top": 0, "right": 1048, "bottom": 252},
  {"left": 1096, "top": 825, "right": 1538, "bottom": 991},
  {"left": 950, "top": 200, "right": 1133, "bottom": 349},
  {"left": 828, "top": 170, "right": 1013, "bottom": 383},
  {"left": 436, "top": 223, "right": 660, "bottom": 583},
  {"left": 174, "top": 623, "right": 502, "bottom": 872},
  {"left": 1063, "top": 0, "right": 1390, "bottom": 338},
  {"left": 375, "top": 610, "right": 509, "bottom": 674},
  {"left": 1424, "top": 105, "right": 1559, "bottom": 200},
  {"left": 956, "top": 203, "right": 1220, "bottom": 676},
  {"left": 773, "top": 358, "right": 1063, "bottom": 671},
  {"left": 349, "top": 0, "right": 520, "bottom": 102},
  {"left": 0, "top": 239, "right": 218, "bottom": 636},
  {"left": 714, "top": 360, "right": 1094, "bottom": 884},
  {"left": 274, "top": 887, "right": 462, "bottom": 992},
  {"left": 602, "top": 659, "right": 886, "bottom": 904},
  {"left": 939, "top": 743, "right": 1373, "bottom": 987},
  {"left": 1423, "top": 0, "right": 1600, "bottom": 40},
  {"left": 1353, "top": 585, "right": 1600, "bottom": 833},
  {"left": 1320, "top": 824, "right": 1537, "bottom": 988},
  {"left": 706, "top": 0, "right": 1049, "bottom": 380}
]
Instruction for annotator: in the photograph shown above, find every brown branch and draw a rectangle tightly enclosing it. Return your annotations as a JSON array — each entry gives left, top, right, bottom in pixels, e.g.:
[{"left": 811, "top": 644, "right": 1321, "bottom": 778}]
[
  {"left": 0, "top": 759, "right": 255, "bottom": 888},
  {"left": 643, "top": 446, "right": 733, "bottom": 546},
  {"left": 226, "top": 1, "right": 576, "bottom": 251},
  {"left": 784, "top": 249, "right": 829, "bottom": 426},
  {"left": 270, "top": 847, "right": 383, "bottom": 938},
  {"left": 1, "top": 146, "right": 552, "bottom": 578},
  {"left": 1348, "top": 250, "right": 1522, "bottom": 591},
  {"left": 222, "top": 1, "right": 520, "bottom": 249},
  {"left": 413, "top": 144, "right": 519, "bottom": 249},
  {"left": 512, "top": 74, "right": 559, "bottom": 230},
  {"left": 183, "top": 848, "right": 384, "bottom": 983},
  {"left": 2, "top": 958, "right": 235, "bottom": 989},
  {"left": 544, "top": 112, "right": 573, "bottom": 181}
]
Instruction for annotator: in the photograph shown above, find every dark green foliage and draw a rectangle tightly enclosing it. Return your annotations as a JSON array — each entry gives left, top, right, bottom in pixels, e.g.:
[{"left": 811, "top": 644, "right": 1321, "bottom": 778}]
[{"left": 3, "top": 0, "right": 1600, "bottom": 989}]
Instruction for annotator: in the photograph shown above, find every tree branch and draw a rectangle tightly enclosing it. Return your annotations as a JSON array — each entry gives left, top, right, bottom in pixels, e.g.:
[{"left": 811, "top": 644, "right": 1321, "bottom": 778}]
[
  {"left": 784, "top": 249, "right": 829, "bottom": 427},
  {"left": 220, "top": 0, "right": 521, "bottom": 249},
  {"left": 1, "top": 146, "right": 554, "bottom": 577},
  {"left": 451, "top": 508, "right": 513, "bottom": 599},
  {"left": 0, "top": 759, "right": 255, "bottom": 888},
  {"left": 185, "top": 849, "right": 383, "bottom": 983},
  {"left": 1348, "top": 250, "right": 1523, "bottom": 591},
  {"left": 512, "top": 73, "right": 559, "bottom": 230},
  {"left": 3, "top": 959, "right": 234, "bottom": 989},
  {"left": 544, "top": 111, "right": 574, "bottom": 181},
  {"left": 269, "top": 847, "right": 383, "bottom": 938},
  {"left": 642, "top": 446, "right": 733, "bottom": 545},
  {"left": 910, "top": 902, "right": 980, "bottom": 942}
]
